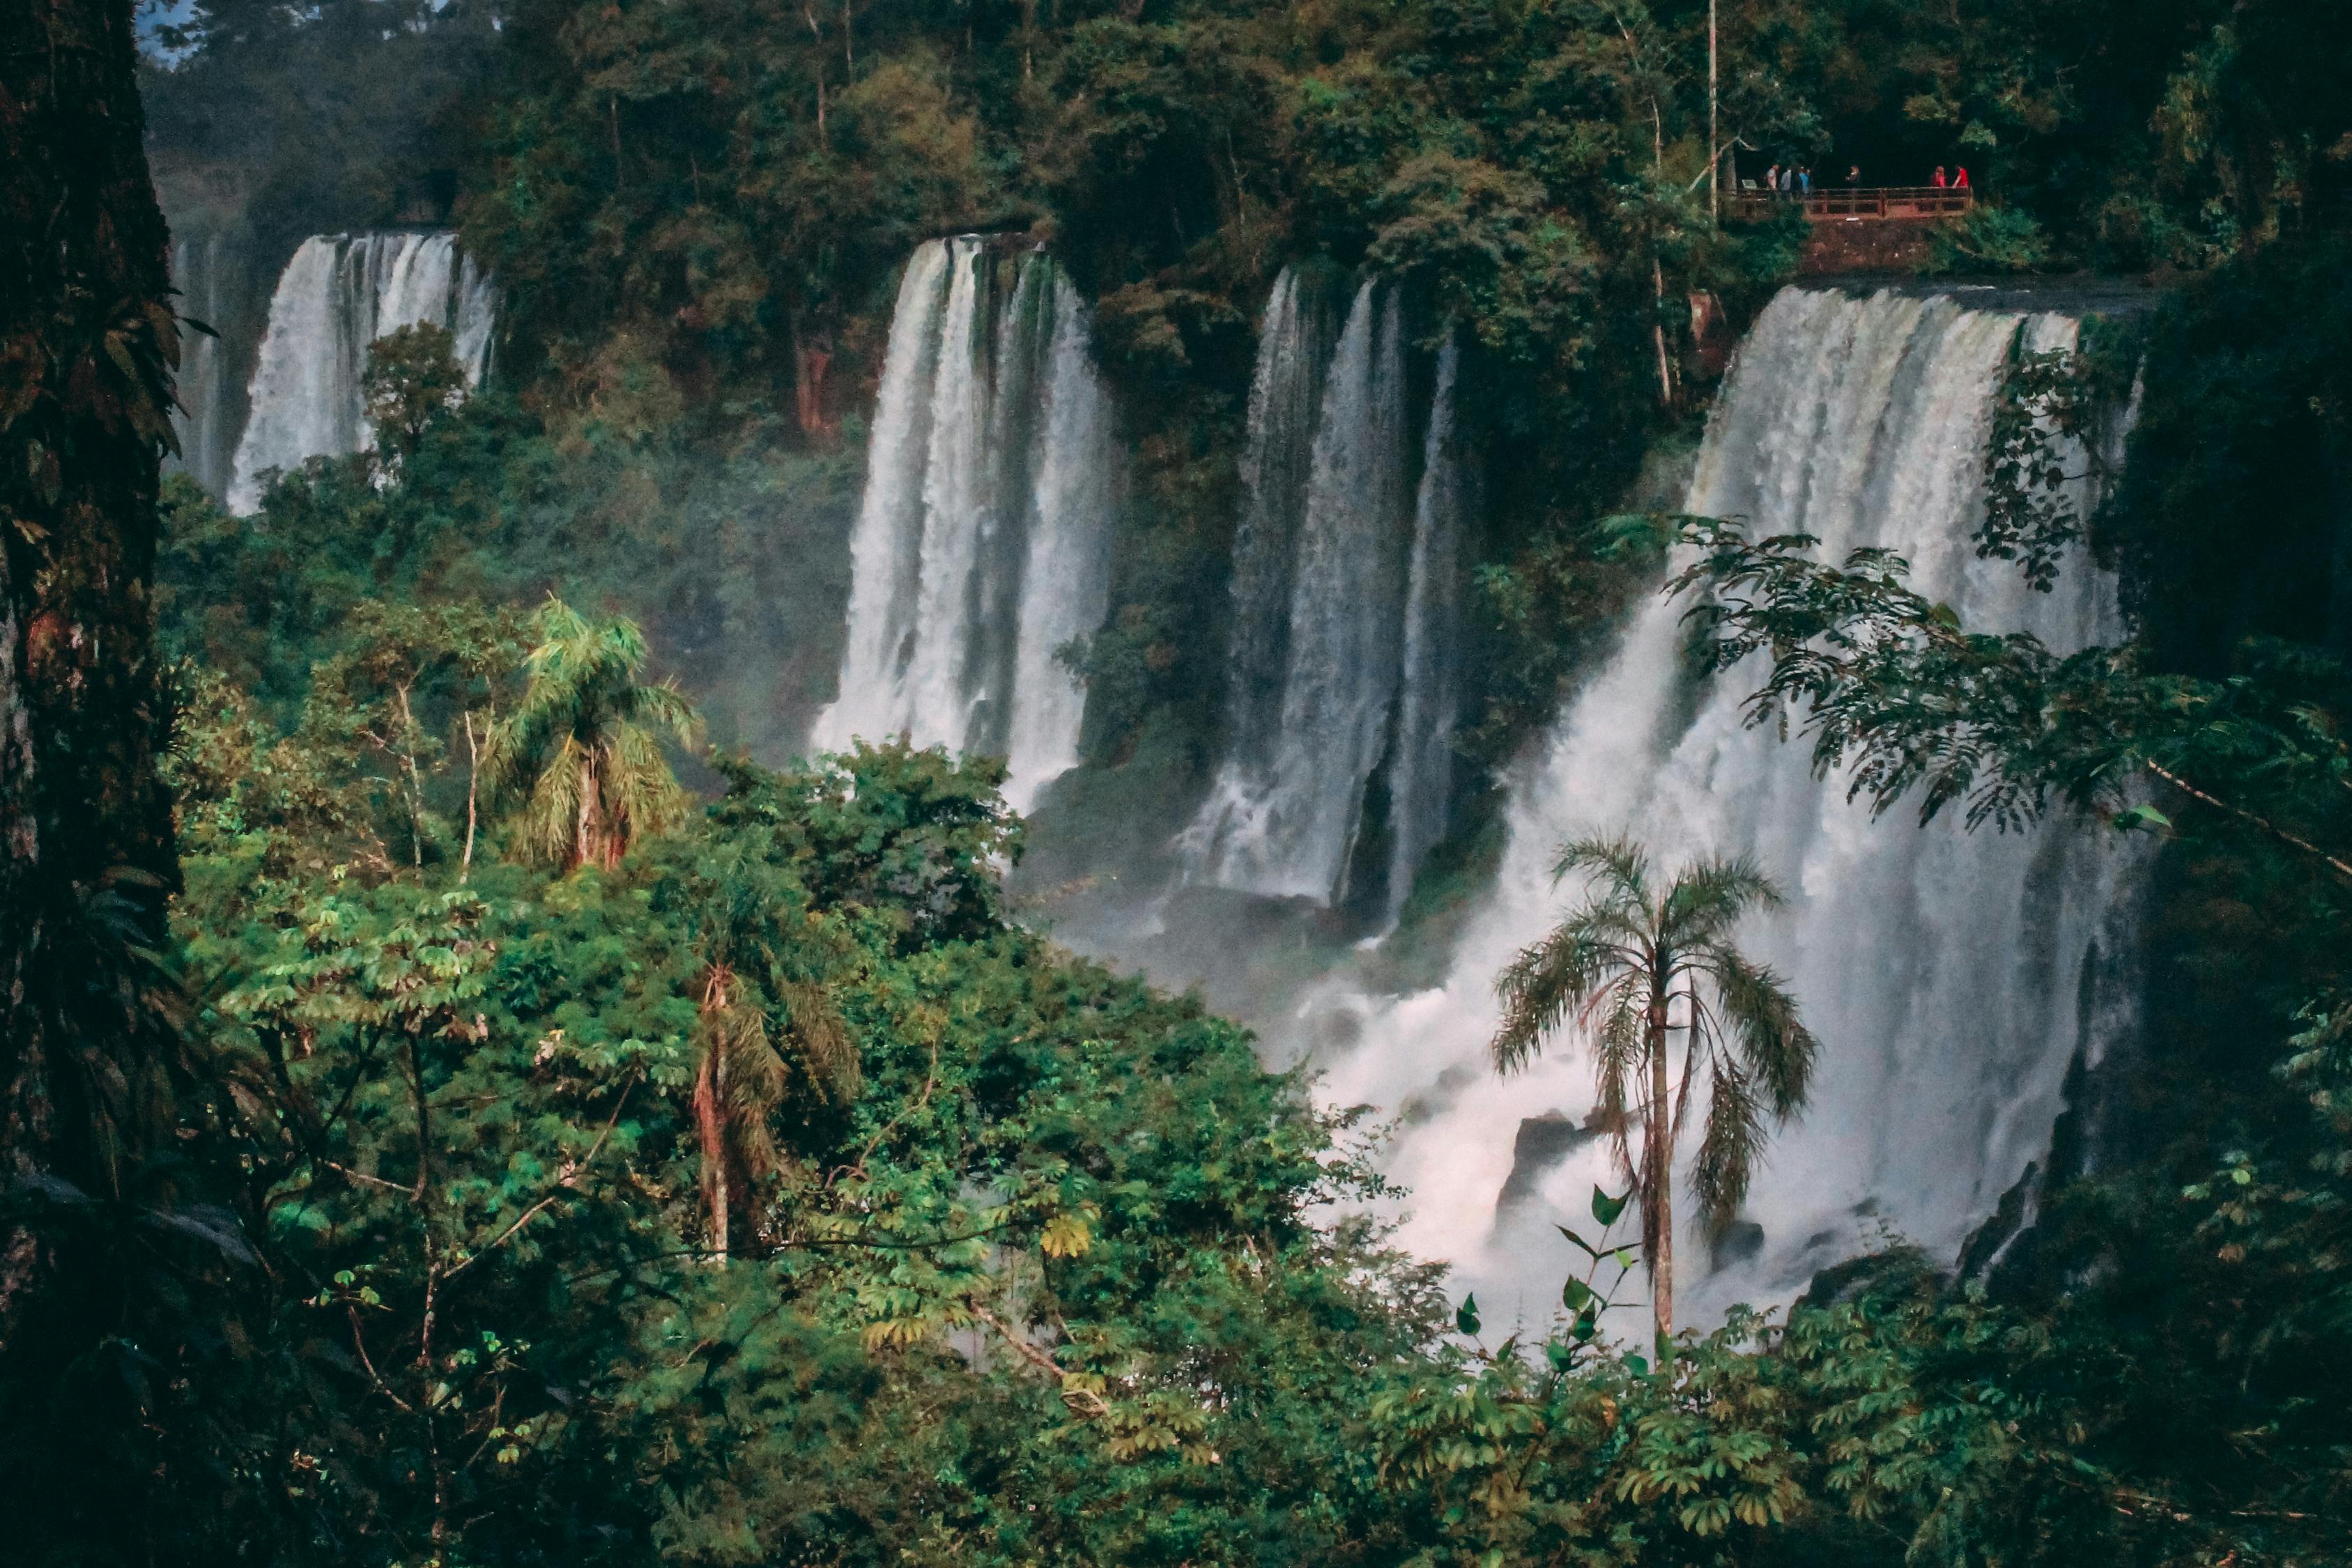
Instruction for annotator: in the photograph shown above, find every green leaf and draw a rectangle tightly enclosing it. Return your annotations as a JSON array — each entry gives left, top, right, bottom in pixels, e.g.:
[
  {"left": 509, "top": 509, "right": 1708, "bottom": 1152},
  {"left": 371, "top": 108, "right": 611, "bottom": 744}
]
[
  {"left": 2113, "top": 803, "right": 2173, "bottom": 835},
  {"left": 1455, "top": 1293, "right": 1481, "bottom": 1337},
  {"left": 1562, "top": 1276, "right": 1593, "bottom": 1312},
  {"left": 1556, "top": 1224, "right": 1601, "bottom": 1258},
  {"left": 1591, "top": 1185, "right": 1629, "bottom": 1227},
  {"left": 1625, "top": 1353, "right": 1649, "bottom": 1376}
]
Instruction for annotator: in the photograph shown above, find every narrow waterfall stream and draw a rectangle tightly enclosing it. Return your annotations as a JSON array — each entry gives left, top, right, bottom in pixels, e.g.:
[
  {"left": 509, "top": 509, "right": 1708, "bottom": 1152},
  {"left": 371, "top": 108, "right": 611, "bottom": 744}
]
[
  {"left": 168, "top": 232, "right": 243, "bottom": 501},
  {"left": 1004, "top": 268, "right": 1119, "bottom": 804},
  {"left": 1307, "top": 286, "right": 2144, "bottom": 1328},
  {"left": 1386, "top": 337, "right": 1468, "bottom": 925},
  {"left": 229, "top": 232, "right": 497, "bottom": 514},
  {"left": 812, "top": 238, "right": 1118, "bottom": 813},
  {"left": 1183, "top": 275, "right": 1463, "bottom": 911}
]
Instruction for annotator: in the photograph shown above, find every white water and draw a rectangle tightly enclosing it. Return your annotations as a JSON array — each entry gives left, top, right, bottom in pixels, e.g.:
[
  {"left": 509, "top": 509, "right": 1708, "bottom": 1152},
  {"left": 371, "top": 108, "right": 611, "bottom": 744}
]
[
  {"left": 1002, "top": 271, "right": 1118, "bottom": 811},
  {"left": 227, "top": 232, "right": 497, "bottom": 514},
  {"left": 1185, "top": 281, "right": 1418, "bottom": 903},
  {"left": 900, "top": 242, "right": 992, "bottom": 748},
  {"left": 1217, "top": 267, "right": 1336, "bottom": 786},
  {"left": 813, "top": 240, "right": 1118, "bottom": 810},
  {"left": 168, "top": 233, "right": 239, "bottom": 501},
  {"left": 1309, "top": 287, "right": 2142, "bottom": 1328},
  {"left": 1386, "top": 337, "right": 1467, "bottom": 921}
]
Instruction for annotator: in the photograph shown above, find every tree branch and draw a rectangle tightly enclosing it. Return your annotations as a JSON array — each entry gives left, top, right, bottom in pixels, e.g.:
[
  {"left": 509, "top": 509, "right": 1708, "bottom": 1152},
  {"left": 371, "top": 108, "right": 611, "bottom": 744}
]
[{"left": 2144, "top": 762, "right": 2352, "bottom": 882}]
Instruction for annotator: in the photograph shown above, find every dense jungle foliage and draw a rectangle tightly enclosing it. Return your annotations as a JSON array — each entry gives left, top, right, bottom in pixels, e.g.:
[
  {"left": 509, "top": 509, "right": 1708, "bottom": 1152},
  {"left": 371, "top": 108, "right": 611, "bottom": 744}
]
[{"left": 6, "top": 0, "right": 2351, "bottom": 1564}]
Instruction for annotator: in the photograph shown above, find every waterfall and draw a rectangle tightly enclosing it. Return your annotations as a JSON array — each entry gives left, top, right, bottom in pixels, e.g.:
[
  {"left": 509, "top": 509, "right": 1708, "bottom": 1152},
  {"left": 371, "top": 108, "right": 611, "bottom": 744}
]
[
  {"left": 817, "top": 240, "right": 953, "bottom": 758},
  {"left": 1385, "top": 338, "right": 1467, "bottom": 922},
  {"left": 898, "top": 242, "right": 993, "bottom": 748},
  {"left": 1218, "top": 267, "right": 1337, "bottom": 788},
  {"left": 227, "top": 232, "right": 497, "bottom": 514},
  {"left": 813, "top": 239, "right": 1117, "bottom": 812},
  {"left": 1003, "top": 270, "right": 1118, "bottom": 811},
  {"left": 1185, "top": 279, "right": 1446, "bottom": 908},
  {"left": 1312, "top": 287, "right": 2143, "bottom": 1326},
  {"left": 168, "top": 233, "right": 240, "bottom": 501}
]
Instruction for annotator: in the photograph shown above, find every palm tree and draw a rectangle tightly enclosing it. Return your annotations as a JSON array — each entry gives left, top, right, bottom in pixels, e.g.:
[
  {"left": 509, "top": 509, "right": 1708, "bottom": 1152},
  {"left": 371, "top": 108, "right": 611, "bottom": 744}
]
[
  {"left": 486, "top": 598, "right": 699, "bottom": 870},
  {"left": 691, "top": 964, "right": 857, "bottom": 1258},
  {"left": 1491, "top": 836, "right": 1817, "bottom": 1337}
]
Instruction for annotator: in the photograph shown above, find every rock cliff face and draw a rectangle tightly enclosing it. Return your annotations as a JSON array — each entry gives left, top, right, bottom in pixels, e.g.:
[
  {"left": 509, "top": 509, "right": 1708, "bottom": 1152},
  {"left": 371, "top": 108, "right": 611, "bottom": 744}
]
[{"left": 1799, "top": 216, "right": 1939, "bottom": 274}]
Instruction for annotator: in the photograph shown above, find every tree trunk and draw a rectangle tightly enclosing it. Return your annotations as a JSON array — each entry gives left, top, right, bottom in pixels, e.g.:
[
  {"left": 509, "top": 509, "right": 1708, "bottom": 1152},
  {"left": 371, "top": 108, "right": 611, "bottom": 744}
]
[
  {"left": 1646, "top": 978, "right": 1674, "bottom": 1340},
  {"left": 693, "top": 1044, "right": 730, "bottom": 1261},
  {"left": 1, "top": 0, "right": 178, "bottom": 1168},
  {"left": 792, "top": 323, "right": 835, "bottom": 437},
  {"left": 575, "top": 750, "right": 601, "bottom": 870},
  {"left": 1, "top": 0, "right": 194, "bottom": 1549}
]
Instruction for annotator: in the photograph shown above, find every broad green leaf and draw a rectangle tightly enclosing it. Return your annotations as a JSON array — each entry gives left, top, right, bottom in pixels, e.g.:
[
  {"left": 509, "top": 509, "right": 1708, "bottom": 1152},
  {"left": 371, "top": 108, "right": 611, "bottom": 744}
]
[{"left": 1591, "top": 1185, "right": 1629, "bottom": 1227}]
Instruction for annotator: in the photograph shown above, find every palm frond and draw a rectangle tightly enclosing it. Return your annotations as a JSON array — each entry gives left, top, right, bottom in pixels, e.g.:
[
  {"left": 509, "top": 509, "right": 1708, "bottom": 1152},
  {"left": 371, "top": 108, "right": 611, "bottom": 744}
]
[
  {"left": 1691, "top": 1057, "right": 1767, "bottom": 1235},
  {"left": 1696, "top": 941, "right": 1818, "bottom": 1116},
  {"left": 1663, "top": 852, "right": 1782, "bottom": 944},
  {"left": 1551, "top": 833, "right": 1650, "bottom": 906},
  {"left": 518, "top": 735, "right": 589, "bottom": 866},
  {"left": 604, "top": 722, "right": 692, "bottom": 852},
  {"left": 622, "top": 679, "right": 702, "bottom": 749},
  {"left": 1494, "top": 920, "right": 1620, "bottom": 1072},
  {"left": 1592, "top": 976, "right": 1645, "bottom": 1173},
  {"left": 775, "top": 979, "right": 860, "bottom": 1103}
]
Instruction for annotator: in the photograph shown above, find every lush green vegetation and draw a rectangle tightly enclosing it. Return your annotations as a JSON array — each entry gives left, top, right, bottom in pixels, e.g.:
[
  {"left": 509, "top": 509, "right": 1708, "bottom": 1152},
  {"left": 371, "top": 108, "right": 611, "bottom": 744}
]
[{"left": 9, "top": 0, "right": 2342, "bottom": 1562}]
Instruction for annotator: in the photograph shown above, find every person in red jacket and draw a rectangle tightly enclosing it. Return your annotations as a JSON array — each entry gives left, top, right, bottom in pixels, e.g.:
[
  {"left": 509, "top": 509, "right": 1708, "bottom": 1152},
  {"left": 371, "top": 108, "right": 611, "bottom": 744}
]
[
  {"left": 1953, "top": 166, "right": 1971, "bottom": 189},
  {"left": 1932, "top": 165, "right": 1949, "bottom": 188}
]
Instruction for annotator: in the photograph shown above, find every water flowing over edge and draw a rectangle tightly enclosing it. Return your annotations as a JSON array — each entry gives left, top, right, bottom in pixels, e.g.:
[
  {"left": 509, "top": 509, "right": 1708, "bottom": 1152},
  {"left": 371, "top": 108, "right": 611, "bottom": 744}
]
[
  {"left": 813, "top": 239, "right": 1117, "bottom": 812},
  {"left": 1183, "top": 277, "right": 1462, "bottom": 911},
  {"left": 226, "top": 232, "right": 496, "bottom": 514},
  {"left": 1303, "top": 284, "right": 2145, "bottom": 1332}
]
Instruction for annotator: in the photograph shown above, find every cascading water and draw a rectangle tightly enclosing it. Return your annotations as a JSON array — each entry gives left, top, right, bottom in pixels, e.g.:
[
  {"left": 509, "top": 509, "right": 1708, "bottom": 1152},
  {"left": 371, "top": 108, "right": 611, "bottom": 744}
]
[
  {"left": 227, "top": 232, "right": 497, "bottom": 514},
  {"left": 168, "top": 232, "right": 241, "bottom": 501},
  {"left": 1385, "top": 338, "right": 1468, "bottom": 921},
  {"left": 1184, "top": 280, "right": 1434, "bottom": 905},
  {"left": 1310, "top": 286, "right": 2143, "bottom": 1328},
  {"left": 1003, "top": 270, "right": 1119, "bottom": 808},
  {"left": 1215, "top": 267, "right": 1338, "bottom": 797},
  {"left": 812, "top": 239, "right": 1117, "bottom": 812}
]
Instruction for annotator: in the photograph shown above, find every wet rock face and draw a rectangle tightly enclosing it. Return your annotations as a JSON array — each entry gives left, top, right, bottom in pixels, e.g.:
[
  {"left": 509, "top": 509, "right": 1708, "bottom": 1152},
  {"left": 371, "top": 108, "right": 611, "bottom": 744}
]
[
  {"left": 1493, "top": 1111, "right": 1604, "bottom": 1220},
  {"left": 1710, "top": 1220, "right": 1767, "bottom": 1270}
]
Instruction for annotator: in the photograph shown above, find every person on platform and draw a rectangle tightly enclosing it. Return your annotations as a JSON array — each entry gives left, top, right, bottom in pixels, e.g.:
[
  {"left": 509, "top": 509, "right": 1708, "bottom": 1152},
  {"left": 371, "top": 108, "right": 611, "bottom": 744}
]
[
  {"left": 1779, "top": 165, "right": 1794, "bottom": 196},
  {"left": 1932, "top": 165, "right": 1949, "bottom": 188},
  {"left": 1765, "top": 162, "right": 1781, "bottom": 197},
  {"left": 1953, "top": 166, "right": 1971, "bottom": 189},
  {"left": 1845, "top": 164, "right": 1861, "bottom": 185}
]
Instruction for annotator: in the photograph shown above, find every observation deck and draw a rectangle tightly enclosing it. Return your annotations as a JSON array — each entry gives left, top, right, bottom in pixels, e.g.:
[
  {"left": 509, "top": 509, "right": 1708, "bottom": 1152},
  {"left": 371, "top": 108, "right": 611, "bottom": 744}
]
[{"left": 1730, "top": 185, "right": 1978, "bottom": 223}]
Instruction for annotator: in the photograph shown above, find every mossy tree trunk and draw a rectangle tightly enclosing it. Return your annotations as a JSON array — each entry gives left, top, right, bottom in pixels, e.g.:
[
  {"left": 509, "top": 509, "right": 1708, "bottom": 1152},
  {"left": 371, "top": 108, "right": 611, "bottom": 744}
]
[
  {"left": 1, "top": 0, "right": 178, "bottom": 1215},
  {"left": 1, "top": 0, "right": 198, "bottom": 1555}
]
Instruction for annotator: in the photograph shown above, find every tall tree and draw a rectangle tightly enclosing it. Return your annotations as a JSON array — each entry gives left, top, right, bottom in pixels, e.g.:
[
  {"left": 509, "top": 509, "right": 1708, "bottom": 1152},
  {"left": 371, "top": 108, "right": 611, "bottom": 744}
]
[
  {"left": 1491, "top": 836, "right": 1817, "bottom": 1336},
  {"left": 3, "top": 0, "right": 220, "bottom": 1556},
  {"left": 486, "top": 597, "right": 698, "bottom": 870}
]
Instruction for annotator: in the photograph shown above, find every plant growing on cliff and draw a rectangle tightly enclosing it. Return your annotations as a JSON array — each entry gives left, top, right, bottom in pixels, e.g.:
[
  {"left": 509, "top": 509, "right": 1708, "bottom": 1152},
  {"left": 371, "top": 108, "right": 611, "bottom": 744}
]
[{"left": 1492, "top": 835, "right": 1817, "bottom": 1336}]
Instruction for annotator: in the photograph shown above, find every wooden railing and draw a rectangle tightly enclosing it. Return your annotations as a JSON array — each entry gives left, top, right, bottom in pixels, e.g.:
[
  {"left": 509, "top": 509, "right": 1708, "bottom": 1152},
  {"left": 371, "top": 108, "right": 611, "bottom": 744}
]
[{"left": 1728, "top": 185, "right": 1976, "bottom": 222}]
